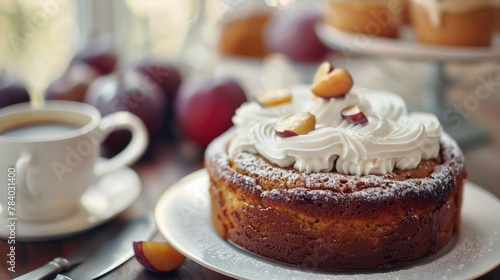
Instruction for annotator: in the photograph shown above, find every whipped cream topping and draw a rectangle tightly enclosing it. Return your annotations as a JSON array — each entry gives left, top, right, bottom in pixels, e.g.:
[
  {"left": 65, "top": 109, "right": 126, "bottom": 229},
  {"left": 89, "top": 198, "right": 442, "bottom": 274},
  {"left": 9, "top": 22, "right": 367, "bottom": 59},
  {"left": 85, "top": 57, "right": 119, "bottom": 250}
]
[
  {"left": 228, "top": 86, "right": 442, "bottom": 176},
  {"left": 412, "top": 0, "right": 499, "bottom": 26}
]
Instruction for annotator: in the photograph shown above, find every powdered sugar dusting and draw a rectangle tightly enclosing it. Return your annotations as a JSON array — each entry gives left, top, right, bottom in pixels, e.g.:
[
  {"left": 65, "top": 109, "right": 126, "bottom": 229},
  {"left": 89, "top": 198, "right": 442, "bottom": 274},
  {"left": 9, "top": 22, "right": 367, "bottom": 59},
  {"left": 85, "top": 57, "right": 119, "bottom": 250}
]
[{"left": 206, "top": 129, "right": 464, "bottom": 207}]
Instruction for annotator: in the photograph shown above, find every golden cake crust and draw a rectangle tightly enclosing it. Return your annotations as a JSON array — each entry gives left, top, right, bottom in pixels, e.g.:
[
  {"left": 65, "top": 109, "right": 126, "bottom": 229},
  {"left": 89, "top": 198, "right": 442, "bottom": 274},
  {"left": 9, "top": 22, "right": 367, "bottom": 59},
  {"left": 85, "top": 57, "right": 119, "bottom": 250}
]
[
  {"left": 206, "top": 129, "right": 466, "bottom": 270},
  {"left": 325, "top": 0, "right": 403, "bottom": 38},
  {"left": 410, "top": 4, "right": 495, "bottom": 47}
]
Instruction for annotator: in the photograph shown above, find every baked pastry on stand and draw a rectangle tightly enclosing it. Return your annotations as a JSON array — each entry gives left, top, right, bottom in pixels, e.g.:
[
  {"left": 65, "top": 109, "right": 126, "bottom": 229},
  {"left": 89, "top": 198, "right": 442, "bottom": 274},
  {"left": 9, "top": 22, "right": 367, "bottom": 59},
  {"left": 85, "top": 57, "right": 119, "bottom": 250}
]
[{"left": 410, "top": 0, "right": 496, "bottom": 47}]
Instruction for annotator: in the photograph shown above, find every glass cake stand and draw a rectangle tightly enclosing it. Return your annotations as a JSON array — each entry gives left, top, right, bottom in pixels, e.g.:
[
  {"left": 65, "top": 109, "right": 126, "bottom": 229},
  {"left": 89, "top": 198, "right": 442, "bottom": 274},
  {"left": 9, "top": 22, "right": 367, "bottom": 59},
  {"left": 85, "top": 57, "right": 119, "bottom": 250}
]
[{"left": 316, "top": 23, "right": 500, "bottom": 148}]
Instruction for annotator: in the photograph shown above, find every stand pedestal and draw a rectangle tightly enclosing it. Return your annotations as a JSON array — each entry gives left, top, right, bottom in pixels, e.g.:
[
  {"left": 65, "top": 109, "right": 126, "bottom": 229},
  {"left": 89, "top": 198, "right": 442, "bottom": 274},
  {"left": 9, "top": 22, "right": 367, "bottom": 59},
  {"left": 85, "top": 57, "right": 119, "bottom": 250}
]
[{"left": 429, "top": 62, "right": 489, "bottom": 149}]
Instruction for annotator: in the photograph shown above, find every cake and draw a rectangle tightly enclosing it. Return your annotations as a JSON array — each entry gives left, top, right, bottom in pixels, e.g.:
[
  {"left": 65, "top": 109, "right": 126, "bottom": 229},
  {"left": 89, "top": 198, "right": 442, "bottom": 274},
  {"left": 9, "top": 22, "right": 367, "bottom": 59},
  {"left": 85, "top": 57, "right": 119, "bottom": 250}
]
[
  {"left": 409, "top": 0, "right": 497, "bottom": 46},
  {"left": 205, "top": 63, "right": 466, "bottom": 270},
  {"left": 325, "top": 0, "right": 404, "bottom": 38}
]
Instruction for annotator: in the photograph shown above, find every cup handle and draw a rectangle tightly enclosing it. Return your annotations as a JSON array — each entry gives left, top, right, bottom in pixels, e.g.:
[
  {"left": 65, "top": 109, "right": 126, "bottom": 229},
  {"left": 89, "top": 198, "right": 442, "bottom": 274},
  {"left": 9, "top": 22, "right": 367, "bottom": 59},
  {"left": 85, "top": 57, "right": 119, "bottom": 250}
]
[
  {"left": 15, "top": 152, "right": 34, "bottom": 199},
  {"left": 94, "top": 111, "right": 148, "bottom": 177}
]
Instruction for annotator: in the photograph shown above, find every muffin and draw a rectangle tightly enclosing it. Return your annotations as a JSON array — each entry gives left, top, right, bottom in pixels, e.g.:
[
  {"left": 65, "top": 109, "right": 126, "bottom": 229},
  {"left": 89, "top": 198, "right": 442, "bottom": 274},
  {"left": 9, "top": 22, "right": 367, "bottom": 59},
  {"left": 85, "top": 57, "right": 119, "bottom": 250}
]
[
  {"left": 206, "top": 64, "right": 466, "bottom": 270},
  {"left": 325, "top": 0, "right": 404, "bottom": 38},
  {"left": 410, "top": 0, "right": 496, "bottom": 46},
  {"left": 218, "top": 10, "right": 272, "bottom": 59}
]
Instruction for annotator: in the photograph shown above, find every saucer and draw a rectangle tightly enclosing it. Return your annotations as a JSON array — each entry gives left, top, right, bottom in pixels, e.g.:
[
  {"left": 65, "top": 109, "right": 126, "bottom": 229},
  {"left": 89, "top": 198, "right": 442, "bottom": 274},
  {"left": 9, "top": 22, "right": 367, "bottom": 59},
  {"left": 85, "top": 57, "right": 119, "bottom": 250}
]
[
  {"left": 316, "top": 23, "right": 500, "bottom": 62},
  {"left": 0, "top": 163, "right": 141, "bottom": 242}
]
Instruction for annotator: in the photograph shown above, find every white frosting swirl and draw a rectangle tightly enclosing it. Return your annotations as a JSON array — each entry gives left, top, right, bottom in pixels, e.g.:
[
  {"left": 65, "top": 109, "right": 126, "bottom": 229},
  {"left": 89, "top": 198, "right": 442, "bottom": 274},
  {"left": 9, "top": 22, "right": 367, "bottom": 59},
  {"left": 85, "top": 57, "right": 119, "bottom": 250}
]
[{"left": 228, "top": 86, "right": 442, "bottom": 176}]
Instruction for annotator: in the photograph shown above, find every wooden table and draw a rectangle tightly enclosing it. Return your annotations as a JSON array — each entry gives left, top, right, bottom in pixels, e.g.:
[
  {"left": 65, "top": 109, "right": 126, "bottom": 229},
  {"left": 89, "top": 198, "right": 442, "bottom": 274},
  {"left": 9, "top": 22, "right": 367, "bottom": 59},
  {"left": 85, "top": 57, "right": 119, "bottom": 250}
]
[{"left": 1, "top": 139, "right": 498, "bottom": 280}]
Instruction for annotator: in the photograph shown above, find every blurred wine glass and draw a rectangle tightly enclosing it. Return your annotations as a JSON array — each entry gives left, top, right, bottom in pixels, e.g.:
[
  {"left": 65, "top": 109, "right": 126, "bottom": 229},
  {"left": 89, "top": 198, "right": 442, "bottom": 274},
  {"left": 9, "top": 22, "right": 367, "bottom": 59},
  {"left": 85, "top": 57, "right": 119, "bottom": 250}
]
[{"left": 0, "top": 0, "right": 77, "bottom": 108}]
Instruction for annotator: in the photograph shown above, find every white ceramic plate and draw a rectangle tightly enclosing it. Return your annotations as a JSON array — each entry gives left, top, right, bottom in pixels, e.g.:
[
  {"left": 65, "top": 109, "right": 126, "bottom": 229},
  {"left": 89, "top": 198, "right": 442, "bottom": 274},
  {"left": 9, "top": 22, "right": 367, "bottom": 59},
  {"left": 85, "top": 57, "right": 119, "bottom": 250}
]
[
  {"left": 316, "top": 23, "right": 500, "bottom": 62},
  {"left": 0, "top": 163, "right": 141, "bottom": 242},
  {"left": 155, "top": 169, "right": 500, "bottom": 280}
]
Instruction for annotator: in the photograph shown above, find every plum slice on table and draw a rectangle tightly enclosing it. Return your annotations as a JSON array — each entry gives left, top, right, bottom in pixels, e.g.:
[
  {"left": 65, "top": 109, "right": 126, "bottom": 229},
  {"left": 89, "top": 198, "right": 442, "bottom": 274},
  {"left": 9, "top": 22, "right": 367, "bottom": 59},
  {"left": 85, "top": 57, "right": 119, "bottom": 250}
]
[{"left": 133, "top": 241, "right": 185, "bottom": 273}]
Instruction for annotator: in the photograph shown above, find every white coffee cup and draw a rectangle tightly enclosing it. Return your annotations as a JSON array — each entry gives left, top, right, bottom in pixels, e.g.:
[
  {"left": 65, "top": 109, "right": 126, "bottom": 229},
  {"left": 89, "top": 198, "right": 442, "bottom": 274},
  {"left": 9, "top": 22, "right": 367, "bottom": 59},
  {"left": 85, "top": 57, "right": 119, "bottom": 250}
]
[{"left": 0, "top": 101, "right": 148, "bottom": 222}]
